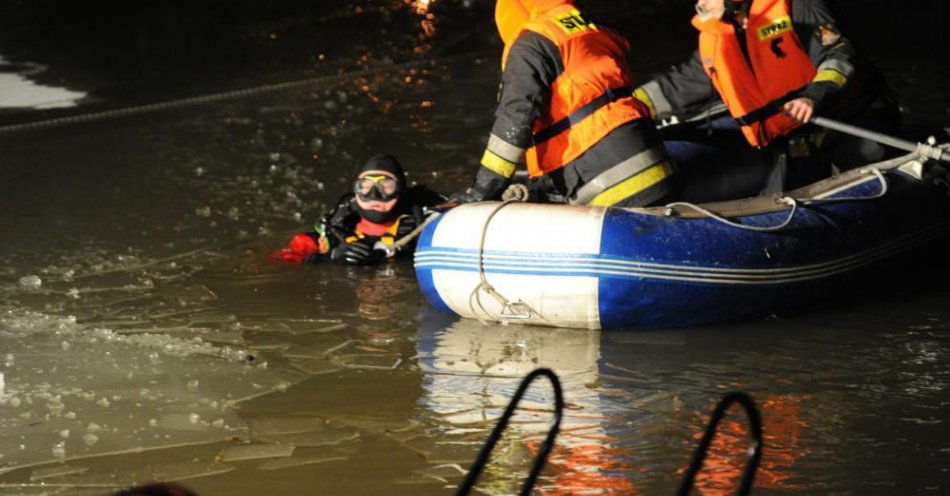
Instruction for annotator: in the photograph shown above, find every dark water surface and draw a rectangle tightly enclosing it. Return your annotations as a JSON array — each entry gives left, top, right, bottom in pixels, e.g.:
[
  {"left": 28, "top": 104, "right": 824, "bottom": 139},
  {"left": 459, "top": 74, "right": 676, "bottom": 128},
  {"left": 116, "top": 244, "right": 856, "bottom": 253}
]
[{"left": 1, "top": 1, "right": 948, "bottom": 495}]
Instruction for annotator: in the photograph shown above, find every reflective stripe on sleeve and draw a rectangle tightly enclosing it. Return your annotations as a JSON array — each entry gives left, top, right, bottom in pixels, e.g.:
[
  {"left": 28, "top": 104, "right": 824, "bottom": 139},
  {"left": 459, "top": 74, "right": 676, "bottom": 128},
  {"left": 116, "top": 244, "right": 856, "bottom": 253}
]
[
  {"left": 812, "top": 69, "right": 847, "bottom": 88},
  {"left": 572, "top": 146, "right": 668, "bottom": 205},
  {"left": 817, "top": 58, "right": 854, "bottom": 79},
  {"left": 639, "top": 80, "right": 673, "bottom": 117},
  {"left": 586, "top": 161, "right": 673, "bottom": 207},
  {"left": 480, "top": 149, "right": 518, "bottom": 178},
  {"left": 486, "top": 133, "right": 526, "bottom": 164}
]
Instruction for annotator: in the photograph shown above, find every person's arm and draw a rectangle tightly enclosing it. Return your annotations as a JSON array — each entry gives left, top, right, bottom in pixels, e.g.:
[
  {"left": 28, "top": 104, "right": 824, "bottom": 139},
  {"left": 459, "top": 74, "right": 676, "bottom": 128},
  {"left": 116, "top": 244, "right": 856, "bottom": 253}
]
[
  {"left": 636, "top": 50, "right": 718, "bottom": 120},
  {"left": 451, "top": 31, "right": 560, "bottom": 203},
  {"left": 783, "top": 0, "right": 859, "bottom": 122}
]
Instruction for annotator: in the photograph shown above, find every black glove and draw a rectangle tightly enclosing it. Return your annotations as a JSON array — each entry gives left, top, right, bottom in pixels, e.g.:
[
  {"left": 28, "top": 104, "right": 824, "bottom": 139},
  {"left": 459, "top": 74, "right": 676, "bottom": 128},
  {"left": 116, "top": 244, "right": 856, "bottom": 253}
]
[
  {"left": 449, "top": 165, "right": 511, "bottom": 205},
  {"left": 330, "top": 238, "right": 388, "bottom": 265}
]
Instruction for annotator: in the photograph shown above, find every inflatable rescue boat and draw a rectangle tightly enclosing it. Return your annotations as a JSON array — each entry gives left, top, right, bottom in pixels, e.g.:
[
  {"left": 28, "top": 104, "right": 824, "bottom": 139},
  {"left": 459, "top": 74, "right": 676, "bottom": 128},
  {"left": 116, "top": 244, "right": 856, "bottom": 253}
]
[{"left": 414, "top": 152, "right": 950, "bottom": 329}]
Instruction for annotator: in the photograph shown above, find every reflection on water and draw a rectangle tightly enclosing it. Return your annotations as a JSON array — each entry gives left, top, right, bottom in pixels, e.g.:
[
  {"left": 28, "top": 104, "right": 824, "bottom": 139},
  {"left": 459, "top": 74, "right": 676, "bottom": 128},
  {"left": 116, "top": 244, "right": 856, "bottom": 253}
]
[
  {"left": 415, "top": 314, "right": 637, "bottom": 495},
  {"left": 413, "top": 314, "right": 828, "bottom": 495}
]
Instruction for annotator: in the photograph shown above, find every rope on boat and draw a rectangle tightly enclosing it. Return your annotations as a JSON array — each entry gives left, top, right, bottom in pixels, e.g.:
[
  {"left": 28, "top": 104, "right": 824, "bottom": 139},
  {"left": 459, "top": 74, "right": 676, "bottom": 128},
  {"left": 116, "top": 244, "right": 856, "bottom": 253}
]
[
  {"left": 0, "top": 52, "right": 481, "bottom": 136},
  {"left": 664, "top": 162, "right": 896, "bottom": 232},
  {"left": 802, "top": 167, "right": 889, "bottom": 205},
  {"left": 677, "top": 392, "right": 763, "bottom": 496},
  {"left": 455, "top": 368, "right": 564, "bottom": 496},
  {"left": 665, "top": 197, "right": 799, "bottom": 232},
  {"left": 468, "top": 199, "right": 544, "bottom": 325}
]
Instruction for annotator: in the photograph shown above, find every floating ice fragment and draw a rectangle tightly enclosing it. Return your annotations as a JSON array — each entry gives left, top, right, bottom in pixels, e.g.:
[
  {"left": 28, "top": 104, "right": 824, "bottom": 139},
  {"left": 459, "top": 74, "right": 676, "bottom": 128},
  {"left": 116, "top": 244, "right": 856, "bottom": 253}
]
[
  {"left": 52, "top": 441, "right": 66, "bottom": 458},
  {"left": 18, "top": 275, "right": 42, "bottom": 290},
  {"left": 189, "top": 413, "right": 200, "bottom": 424},
  {"left": 196, "top": 206, "right": 212, "bottom": 218},
  {"left": 30, "top": 464, "right": 89, "bottom": 481},
  {"left": 257, "top": 456, "right": 347, "bottom": 471},
  {"left": 67, "top": 288, "right": 80, "bottom": 299},
  {"left": 96, "top": 397, "right": 111, "bottom": 408},
  {"left": 212, "top": 418, "right": 225, "bottom": 429},
  {"left": 149, "top": 418, "right": 158, "bottom": 427},
  {"left": 195, "top": 166, "right": 205, "bottom": 177},
  {"left": 59, "top": 429, "right": 70, "bottom": 439},
  {"left": 86, "top": 423, "right": 101, "bottom": 433},
  {"left": 61, "top": 341, "right": 70, "bottom": 351},
  {"left": 227, "top": 207, "right": 240, "bottom": 220},
  {"left": 82, "top": 433, "right": 98, "bottom": 446},
  {"left": 187, "top": 379, "right": 200, "bottom": 392},
  {"left": 10, "top": 396, "right": 21, "bottom": 407},
  {"left": 64, "top": 411, "right": 76, "bottom": 419},
  {"left": 3, "top": 353, "right": 13, "bottom": 367},
  {"left": 219, "top": 443, "right": 295, "bottom": 462}
]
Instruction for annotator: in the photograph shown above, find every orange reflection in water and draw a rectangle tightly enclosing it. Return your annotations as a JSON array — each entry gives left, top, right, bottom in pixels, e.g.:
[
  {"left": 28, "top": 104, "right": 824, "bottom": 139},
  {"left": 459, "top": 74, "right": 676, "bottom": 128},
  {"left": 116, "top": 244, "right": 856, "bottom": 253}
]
[
  {"left": 688, "top": 395, "right": 807, "bottom": 495},
  {"left": 537, "top": 441, "right": 641, "bottom": 496}
]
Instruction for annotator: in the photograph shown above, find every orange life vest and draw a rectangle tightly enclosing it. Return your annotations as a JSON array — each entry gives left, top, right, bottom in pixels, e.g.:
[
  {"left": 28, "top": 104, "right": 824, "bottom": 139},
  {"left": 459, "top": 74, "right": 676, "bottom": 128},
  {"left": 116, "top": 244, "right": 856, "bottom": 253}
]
[
  {"left": 695, "top": 0, "right": 816, "bottom": 148},
  {"left": 507, "top": 4, "right": 650, "bottom": 177}
]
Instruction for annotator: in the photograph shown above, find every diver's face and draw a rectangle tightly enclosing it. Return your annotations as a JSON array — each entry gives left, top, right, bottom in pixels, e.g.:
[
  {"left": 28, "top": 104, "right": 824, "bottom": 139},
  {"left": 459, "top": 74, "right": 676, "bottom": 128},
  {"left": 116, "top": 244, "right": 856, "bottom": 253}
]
[
  {"left": 354, "top": 170, "right": 399, "bottom": 214},
  {"left": 696, "top": 0, "right": 726, "bottom": 21}
]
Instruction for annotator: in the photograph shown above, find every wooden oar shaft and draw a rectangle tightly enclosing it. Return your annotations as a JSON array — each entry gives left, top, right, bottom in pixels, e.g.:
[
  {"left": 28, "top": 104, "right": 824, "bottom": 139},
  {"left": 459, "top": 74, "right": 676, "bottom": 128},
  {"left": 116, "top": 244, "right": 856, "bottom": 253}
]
[{"left": 812, "top": 116, "right": 949, "bottom": 162}]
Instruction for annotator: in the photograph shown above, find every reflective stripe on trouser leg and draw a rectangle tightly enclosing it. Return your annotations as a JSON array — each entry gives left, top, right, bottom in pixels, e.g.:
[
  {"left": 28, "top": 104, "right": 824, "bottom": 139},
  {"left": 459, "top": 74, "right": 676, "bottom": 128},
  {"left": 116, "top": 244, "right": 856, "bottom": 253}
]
[
  {"left": 571, "top": 146, "right": 668, "bottom": 205},
  {"left": 586, "top": 161, "right": 674, "bottom": 207}
]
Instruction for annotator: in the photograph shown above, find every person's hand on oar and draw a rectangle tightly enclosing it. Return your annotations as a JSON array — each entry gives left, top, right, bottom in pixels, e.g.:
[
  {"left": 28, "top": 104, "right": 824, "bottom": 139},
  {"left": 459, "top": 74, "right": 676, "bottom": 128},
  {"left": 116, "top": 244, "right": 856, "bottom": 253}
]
[{"left": 783, "top": 97, "right": 816, "bottom": 123}]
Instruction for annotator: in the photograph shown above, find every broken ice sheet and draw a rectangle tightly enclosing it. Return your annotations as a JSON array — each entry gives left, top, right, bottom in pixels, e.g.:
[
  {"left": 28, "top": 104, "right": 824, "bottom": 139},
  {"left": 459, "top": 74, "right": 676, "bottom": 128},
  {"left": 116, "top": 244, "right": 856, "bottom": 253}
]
[
  {"left": 218, "top": 443, "right": 294, "bottom": 462},
  {"left": 287, "top": 357, "right": 342, "bottom": 376},
  {"left": 46, "top": 462, "right": 234, "bottom": 486},
  {"left": 256, "top": 428, "right": 359, "bottom": 447},
  {"left": 0, "top": 310, "right": 299, "bottom": 474},
  {"left": 283, "top": 338, "right": 353, "bottom": 359},
  {"left": 332, "top": 354, "right": 402, "bottom": 370},
  {"left": 29, "top": 464, "right": 89, "bottom": 481},
  {"left": 248, "top": 416, "right": 328, "bottom": 436},
  {"left": 256, "top": 455, "right": 348, "bottom": 471}
]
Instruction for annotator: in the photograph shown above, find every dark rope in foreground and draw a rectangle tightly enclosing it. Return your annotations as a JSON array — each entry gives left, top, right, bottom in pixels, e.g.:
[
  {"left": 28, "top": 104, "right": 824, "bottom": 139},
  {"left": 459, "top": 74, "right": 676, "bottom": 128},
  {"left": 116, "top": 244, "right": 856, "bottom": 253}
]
[
  {"left": 455, "top": 368, "right": 564, "bottom": 496},
  {"left": 677, "top": 391, "right": 763, "bottom": 496}
]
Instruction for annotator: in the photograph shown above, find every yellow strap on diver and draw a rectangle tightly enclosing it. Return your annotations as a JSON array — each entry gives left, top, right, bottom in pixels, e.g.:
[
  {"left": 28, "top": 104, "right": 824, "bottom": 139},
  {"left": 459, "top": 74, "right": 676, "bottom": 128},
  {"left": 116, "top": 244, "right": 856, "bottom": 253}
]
[
  {"left": 633, "top": 87, "right": 657, "bottom": 117},
  {"left": 813, "top": 69, "right": 847, "bottom": 88},
  {"left": 587, "top": 161, "right": 673, "bottom": 207},
  {"left": 480, "top": 149, "right": 518, "bottom": 178}
]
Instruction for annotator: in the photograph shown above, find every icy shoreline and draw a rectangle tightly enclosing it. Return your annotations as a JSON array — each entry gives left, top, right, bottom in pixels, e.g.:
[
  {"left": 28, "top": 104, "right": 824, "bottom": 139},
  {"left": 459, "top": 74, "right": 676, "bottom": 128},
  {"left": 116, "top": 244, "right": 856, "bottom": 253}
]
[{"left": 0, "top": 55, "right": 86, "bottom": 109}]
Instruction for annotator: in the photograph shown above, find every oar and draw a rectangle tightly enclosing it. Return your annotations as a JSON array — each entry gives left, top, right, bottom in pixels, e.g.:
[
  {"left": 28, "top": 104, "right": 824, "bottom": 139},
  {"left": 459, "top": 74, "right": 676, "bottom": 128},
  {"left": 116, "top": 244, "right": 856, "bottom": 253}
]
[{"left": 811, "top": 116, "right": 950, "bottom": 163}]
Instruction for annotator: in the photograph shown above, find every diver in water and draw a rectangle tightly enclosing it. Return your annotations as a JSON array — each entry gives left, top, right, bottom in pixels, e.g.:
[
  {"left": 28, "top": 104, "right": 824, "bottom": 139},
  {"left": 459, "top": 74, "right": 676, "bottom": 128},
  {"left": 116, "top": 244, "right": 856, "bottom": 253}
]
[{"left": 271, "top": 154, "right": 444, "bottom": 266}]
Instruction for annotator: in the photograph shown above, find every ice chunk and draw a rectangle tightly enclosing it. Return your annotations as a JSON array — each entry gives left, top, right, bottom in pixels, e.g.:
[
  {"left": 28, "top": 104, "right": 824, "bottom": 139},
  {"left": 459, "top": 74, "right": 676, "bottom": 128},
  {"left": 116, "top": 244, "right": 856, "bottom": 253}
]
[
  {"left": 159, "top": 413, "right": 208, "bottom": 432},
  {"left": 195, "top": 206, "right": 212, "bottom": 217},
  {"left": 29, "top": 464, "right": 89, "bottom": 481},
  {"left": 288, "top": 357, "right": 341, "bottom": 376},
  {"left": 51, "top": 441, "right": 66, "bottom": 459},
  {"left": 18, "top": 275, "right": 42, "bottom": 290},
  {"left": 82, "top": 433, "right": 99, "bottom": 447},
  {"left": 257, "top": 456, "right": 347, "bottom": 471},
  {"left": 249, "top": 416, "right": 328, "bottom": 437},
  {"left": 218, "top": 443, "right": 294, "bottom": 462},
  {"left": 256, "top": 429, "right": 359, "bottom": 447}
]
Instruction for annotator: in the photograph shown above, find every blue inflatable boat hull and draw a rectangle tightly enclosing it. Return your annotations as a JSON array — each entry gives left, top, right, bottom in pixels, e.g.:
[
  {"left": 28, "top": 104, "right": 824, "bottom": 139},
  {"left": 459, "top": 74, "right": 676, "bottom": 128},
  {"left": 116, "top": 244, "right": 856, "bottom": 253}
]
[{"left": 415, "top": 158, "right": 950, "bottom": 329}]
